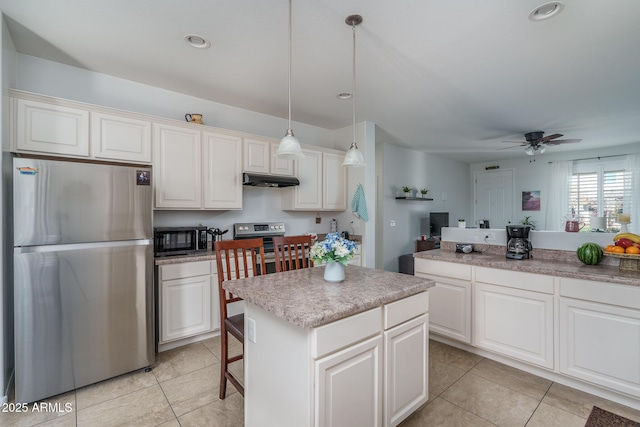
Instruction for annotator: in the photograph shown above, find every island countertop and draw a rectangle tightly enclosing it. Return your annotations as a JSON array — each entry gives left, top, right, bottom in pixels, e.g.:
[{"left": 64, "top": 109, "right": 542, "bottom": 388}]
[{"left": 223, "top": 265, "right": 434, "bottom": 329}]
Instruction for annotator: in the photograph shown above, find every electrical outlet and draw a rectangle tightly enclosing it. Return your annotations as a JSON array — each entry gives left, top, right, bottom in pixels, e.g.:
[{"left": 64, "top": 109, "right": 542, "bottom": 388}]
[
  {"left": 248, "top": 317, "right": 256, "bottom": 343},
  {"left": 484, "top": 233, "right": 495, "bottom": 241},
  {"left": 390, "top": 220, "right": 396, "bottom": 227}
]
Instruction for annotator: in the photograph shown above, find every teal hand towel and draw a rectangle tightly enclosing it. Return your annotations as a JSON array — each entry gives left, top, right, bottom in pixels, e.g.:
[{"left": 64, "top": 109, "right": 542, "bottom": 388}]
[{"left": 352, "top": 184, "right": 369, "bottom": 222}]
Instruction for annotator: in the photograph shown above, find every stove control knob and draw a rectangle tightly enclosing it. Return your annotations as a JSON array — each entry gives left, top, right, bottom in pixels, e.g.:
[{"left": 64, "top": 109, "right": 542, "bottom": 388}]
[{"left": 278, "top": 225, "right": 283, "bottom": 230}]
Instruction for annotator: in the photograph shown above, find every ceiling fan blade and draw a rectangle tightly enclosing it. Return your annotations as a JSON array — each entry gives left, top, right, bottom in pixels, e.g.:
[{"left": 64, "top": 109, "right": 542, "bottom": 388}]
[
  {"left": 539, "top": 133, "right": 563, "bottom": 142},
  {"left": 501, "top": 141, "right": 528, "bottom": 144},
  {"left": 546, "top": 139, "right": 582, "bottom": 145},
  {"left": 496, "top": 145, "right": 523, "bottom": 151}
]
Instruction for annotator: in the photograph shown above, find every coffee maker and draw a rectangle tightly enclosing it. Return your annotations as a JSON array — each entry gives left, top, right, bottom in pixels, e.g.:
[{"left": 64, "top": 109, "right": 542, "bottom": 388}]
[{"left": 506, "top": 225, "right": 532, "bottom": 260}]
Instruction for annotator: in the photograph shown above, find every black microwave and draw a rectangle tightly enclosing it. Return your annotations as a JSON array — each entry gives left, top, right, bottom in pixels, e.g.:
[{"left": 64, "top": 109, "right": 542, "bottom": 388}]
[{"left": 154, "top": 226, "right": 208, "bottom": 257}]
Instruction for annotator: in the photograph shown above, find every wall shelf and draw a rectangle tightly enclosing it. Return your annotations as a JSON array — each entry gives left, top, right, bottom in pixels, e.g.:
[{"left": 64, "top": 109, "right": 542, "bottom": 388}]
[{"left": 395, "top": 197, "right": 433, "bottom": 201}]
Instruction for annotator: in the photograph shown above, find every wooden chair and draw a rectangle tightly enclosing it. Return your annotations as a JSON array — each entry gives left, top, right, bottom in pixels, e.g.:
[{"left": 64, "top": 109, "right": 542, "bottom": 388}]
[
  {"left": 273, "top": 235, "right": 314, "bottom": 272},
  {"left": 214, "top": 238, "right": 267, "bottom": 399}
]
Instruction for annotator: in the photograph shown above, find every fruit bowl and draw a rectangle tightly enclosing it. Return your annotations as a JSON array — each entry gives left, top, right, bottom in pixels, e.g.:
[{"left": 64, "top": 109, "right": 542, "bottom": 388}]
[{"left": 603, "top": 252, "right": 640, "bottom": 271}]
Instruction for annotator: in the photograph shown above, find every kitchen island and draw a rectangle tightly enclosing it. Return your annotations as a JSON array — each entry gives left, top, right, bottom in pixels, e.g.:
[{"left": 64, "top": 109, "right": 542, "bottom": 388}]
[{"left": 224, "top": 265, "right": 434, "bottom": 427}]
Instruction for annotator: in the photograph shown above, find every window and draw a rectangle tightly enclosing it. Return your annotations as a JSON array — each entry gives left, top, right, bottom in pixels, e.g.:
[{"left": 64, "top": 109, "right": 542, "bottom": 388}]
[{"left": 570, "top": 159, "right": 627, "bottom": 231}]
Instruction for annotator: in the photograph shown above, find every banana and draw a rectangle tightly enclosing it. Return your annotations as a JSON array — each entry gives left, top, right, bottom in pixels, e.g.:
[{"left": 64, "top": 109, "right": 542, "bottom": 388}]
[{"left": 613, "top": 232, "right": 640, "bottom": 243}]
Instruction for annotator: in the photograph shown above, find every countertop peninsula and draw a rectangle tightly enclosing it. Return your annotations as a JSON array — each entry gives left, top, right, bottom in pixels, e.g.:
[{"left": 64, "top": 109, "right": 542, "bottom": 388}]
[
  {"left": 414, "top": 249, "right": 640, "bottom": 287},
  {"left": 223, "top": 265, "right": 434, "bottom": 328}
]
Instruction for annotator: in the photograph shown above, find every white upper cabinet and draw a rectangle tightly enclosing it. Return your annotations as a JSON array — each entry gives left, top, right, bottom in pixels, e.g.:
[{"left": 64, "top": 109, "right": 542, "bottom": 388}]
[
  {"left": 203, "top": 131, "right": 243, "bottom": 209},
  {"left": 11, "top": 92, "right": 152, "bottom": 164},
  {"left": 153, "top": 124, "right": 243, "bottom": 210},
  {"left": 243, "top": 137, "right": 294, "bottom": 176},
  {"left": 322, "top": 151, "right": 347, "bottom": 211},
  {"left": 282, "top": 147, "right": 347, "bottom": 211},
  {"left": 13, "top": 98, "right": 90, "bottom": 157},
  {"left": 153, "top": 123, "right": 202, "bottom": 209},
  {"left": 91, "top": 112, "right": 151, "bottom": 163}
]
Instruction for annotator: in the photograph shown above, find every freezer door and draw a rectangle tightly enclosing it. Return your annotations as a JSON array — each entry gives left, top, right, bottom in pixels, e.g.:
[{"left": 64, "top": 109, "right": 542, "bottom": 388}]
[
  {"left": 14, "top": 158, "right": 152, "bottom": 246},
  {"left": 14, "top": 241, "right": 154, "bottom": 404}
]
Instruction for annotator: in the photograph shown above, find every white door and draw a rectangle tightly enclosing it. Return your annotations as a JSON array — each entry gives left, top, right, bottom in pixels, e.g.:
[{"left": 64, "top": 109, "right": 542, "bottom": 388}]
[
  {"left": 384, "top": 314, "right": 429, "bottom": 427},
  {"left": 475, "top": 170, "right": 513, "bottom": 228},
  {"left": 420, "top": 275, "right": 471, "bottom": 343},
  {"left": 160, "top": 275, "right": 213, "bottom": 343},
  {"left": 315, "top": 335, "right": 383, "bottom": 427},
  {"left": 153, "top": 123, "right": 202, "bottom": 208},
  {"left": 560, "top": 298, "right": 640, "bottom": 398},
  {"left": 293, "top": 148, "right": 323, "bottom": 210},
  {"left": 91, "top": 112, "right": 152, "bottom": 163},
  {"left": 474, "top": 283, "right": 554, "bottom": 368},
  {"left": 323, "top": 152, "right": 347, "bottom": 211},
  {"left": 203, "top": 131, "right": 243, "bottom": 209}
]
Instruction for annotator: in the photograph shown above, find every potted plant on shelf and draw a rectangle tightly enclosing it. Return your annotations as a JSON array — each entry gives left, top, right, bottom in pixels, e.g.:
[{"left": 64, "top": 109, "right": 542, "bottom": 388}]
[
  {"left": 458, "top": 219, "right": 466, "bottom": 228},
  {"left": 420, "top": 188, "right": 429, "bottom": 199},
  {"left": 402, "top": 186, "right": 412, "bottom": 198}
]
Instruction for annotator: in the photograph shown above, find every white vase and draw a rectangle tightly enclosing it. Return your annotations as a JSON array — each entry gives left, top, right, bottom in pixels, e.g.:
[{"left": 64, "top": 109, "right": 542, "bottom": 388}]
[
  {"left": 458, "top": 221, "right": 466, "bottom": 228},
  {"left": 324, "top": 262, "right": 345, "bottom": 283}
]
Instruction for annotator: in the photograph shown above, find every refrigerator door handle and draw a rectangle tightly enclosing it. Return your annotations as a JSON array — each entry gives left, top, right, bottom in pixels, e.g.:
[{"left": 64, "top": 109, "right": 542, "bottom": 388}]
[{"left": 14, "top": 239, "right": 152, "bottom": 254}]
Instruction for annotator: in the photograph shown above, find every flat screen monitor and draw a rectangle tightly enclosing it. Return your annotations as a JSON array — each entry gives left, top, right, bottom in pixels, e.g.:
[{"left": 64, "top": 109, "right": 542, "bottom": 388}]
[{"left": 430, "top": 212, "right": 449, "bottom": 237}]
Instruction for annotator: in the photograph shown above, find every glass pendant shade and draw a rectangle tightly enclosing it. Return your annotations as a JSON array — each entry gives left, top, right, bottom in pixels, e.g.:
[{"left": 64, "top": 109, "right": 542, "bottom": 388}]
[
  {"left": 343, "top": 142, "right": 365, "bottom": 167},
  {"left": 276, "top": 128, "right": 304, "bottom": 159},
  {"left": 538, "top": 143, "right": 548, "bottom": 154},
  {"left": 525, "top": 145, "right": 535, "bottom": 156}
]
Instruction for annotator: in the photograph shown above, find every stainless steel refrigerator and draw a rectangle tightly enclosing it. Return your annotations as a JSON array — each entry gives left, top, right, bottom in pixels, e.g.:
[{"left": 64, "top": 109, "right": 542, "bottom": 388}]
[{"left": 13, "top": 157, "right": 154, "bottom": 403}]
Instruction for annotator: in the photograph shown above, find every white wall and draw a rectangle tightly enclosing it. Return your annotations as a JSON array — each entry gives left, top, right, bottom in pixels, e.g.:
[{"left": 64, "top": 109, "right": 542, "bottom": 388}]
[
  {"left": 469, "top": 142, "right": 640, "bottom": 230},
  {"left": 378, "top": 144, "right": 470, "bottom": 271},
  {"left": 1, "top": 13, "right": 16, "bottom": 404}
]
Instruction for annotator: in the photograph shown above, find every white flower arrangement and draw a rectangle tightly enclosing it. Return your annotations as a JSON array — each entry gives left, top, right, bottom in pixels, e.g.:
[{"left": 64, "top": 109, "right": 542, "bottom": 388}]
[{"left": 310, "top": 232, "right": 358, "bottom": 266}]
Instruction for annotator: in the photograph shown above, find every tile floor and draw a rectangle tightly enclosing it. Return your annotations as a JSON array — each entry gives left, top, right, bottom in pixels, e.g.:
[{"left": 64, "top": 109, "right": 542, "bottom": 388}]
[{"left": 2, "top": 338, "right": 640, "bottom": 427}]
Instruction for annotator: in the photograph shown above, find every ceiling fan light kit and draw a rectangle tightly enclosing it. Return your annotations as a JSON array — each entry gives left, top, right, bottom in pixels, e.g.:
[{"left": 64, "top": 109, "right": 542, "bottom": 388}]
[
  {"left": 342, "top": 14, "right": 365, "bottom": 168},
  {"left": 499, "top": 130, "right": 582, "bottom": 157},
  {"left": 275, "top": 0, "right": 304, "bottom": 160}
]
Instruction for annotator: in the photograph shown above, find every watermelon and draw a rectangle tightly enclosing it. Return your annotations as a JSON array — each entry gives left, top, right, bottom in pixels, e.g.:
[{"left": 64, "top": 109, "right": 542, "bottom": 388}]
[{"left": 577, "top": 242, "right": 603, "bottom": 265}]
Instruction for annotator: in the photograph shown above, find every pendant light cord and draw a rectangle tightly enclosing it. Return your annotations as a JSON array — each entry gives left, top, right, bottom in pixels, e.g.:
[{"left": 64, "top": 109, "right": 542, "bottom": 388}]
[
  {"left": 352, "top": 22, "right": 356, "bottom": 145},
  {"left": 288, "top": 0, "right": 293, "bottom": 131}
]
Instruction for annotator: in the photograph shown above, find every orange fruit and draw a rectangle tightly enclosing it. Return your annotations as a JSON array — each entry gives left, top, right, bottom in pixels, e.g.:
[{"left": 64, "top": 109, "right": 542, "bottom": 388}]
[
  {"left": 612, "top": 246, "right": 626, "bottom": 254},
  {"left": 625, "top": 246, "right": 640, "bottom": 255},
  {"left": 605, "top": 245, "right": 617, "bottom": 252}
]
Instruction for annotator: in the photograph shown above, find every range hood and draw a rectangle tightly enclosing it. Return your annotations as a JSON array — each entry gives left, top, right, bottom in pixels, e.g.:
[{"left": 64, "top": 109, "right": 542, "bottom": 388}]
[{"left": 242, "top": 172, "right": 299, "bottom": 188}]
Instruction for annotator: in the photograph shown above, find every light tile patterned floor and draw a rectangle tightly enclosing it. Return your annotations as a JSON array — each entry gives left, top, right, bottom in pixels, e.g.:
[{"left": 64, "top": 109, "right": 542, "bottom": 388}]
[{"left": 2, "top": 339, "right": 639, "bottom": 426}]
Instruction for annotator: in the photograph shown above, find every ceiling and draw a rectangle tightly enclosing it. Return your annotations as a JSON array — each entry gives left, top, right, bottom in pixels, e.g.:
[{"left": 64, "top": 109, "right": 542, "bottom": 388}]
[{"left": 1, "top": 0, "right": 640, "bottom": 163}]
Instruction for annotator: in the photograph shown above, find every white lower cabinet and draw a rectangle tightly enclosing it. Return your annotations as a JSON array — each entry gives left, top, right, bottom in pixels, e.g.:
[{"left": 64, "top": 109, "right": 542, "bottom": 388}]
[
  {"left": 244, "top": 292, "right": 429, "bottom": 427},
  {"left": 315, "top": 335, "right": 383, "bottom": 427},
  {"left": 158, "top": 261, "right": 220, "bottom": 348},
  {"left": 415, "top": 259, "right": 471, "bottom": 343},
  {"left": 474, "top": 282, "right": 554, "bottom": 369},
  {"left": 559, "top": 278, "right": 640, "bottom": 398},
  {"left": 384, "top": 314, "right": 429, "bottom": 426}
]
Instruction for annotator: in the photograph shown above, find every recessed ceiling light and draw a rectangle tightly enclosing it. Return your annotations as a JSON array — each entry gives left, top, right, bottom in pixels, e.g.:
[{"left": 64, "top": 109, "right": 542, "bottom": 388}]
[
  {"left": 529, "top": 2, "right": 564, "bottom": 21},
  {"left": 337, "top": 92, "right": 352, "bottom": 100},
  {"left": 184, "top": 34, "right": 211, "bottom": 49}
]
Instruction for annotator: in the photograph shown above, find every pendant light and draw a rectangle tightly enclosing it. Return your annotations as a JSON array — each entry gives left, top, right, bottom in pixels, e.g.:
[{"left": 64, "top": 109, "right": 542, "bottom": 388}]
[
  {"left": 275, "top": 0, "right": 304, "bottom": 160},
  {"left": 342, "top": 14, "right": 365, "bottom": 167}
]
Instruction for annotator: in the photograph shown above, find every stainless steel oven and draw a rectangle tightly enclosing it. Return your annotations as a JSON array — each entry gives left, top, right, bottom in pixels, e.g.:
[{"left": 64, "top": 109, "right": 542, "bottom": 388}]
[{"left": 233, "top": 222, "right": 285, "bottom": 274}]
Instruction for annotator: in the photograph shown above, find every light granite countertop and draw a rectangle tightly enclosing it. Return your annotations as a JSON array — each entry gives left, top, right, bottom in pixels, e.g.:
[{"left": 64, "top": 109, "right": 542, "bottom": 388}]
[
  {"left": 223, "top": 265, "right": 434, "bottom": 329},
  {"left": 414, "top": 249, "right": 640, "bottom": 287},
  {"left": 155, "top": 250, "right": 218, "bottom": 266}
]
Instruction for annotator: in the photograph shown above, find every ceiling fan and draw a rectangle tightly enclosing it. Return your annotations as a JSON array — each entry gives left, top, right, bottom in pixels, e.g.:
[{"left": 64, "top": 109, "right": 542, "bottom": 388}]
[{"left": 499, "top": 131, "right": 582, "bottom": 155}]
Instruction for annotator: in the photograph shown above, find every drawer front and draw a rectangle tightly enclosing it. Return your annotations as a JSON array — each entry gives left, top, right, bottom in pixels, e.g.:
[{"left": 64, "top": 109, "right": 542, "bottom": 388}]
[
  {"left": 414, "top": 259, "right": 471, "bottom": 281},
  {"left": 475, "top": 266, "right": 554, "bottom": 294},
  {"left": 384, "top": 292, "right": 429, "bottom": 330},
  {"left": 560, "top": 277, "right": 640, "bottom": 310},
  {"left": 160, "top": 260, "right": 212, "bottom": 281},
  {"left": 312, "top": 308, "right": 382, "bottom": 359}
]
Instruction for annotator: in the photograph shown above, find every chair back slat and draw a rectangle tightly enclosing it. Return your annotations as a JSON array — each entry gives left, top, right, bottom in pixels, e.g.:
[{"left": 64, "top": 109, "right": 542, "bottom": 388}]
[{"left": 273, "top": 235, "right": 314, "bottom": 272}]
